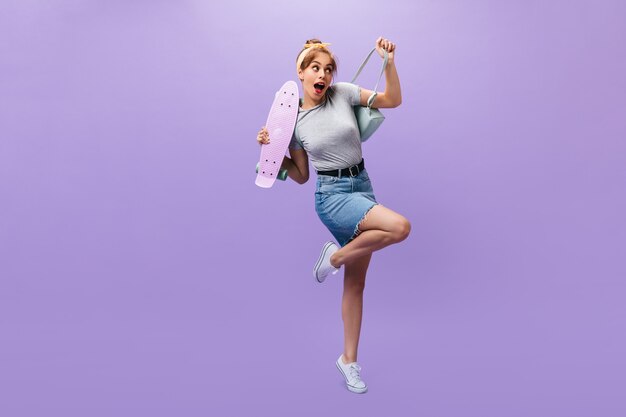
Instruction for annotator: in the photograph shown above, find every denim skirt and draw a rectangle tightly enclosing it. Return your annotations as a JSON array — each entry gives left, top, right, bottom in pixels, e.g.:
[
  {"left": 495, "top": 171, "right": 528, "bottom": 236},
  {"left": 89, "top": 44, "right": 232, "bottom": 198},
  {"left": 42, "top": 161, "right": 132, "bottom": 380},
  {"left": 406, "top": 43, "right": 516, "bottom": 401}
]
[{"left": 314, "top": 169, "right": 378, "bottom": 247}]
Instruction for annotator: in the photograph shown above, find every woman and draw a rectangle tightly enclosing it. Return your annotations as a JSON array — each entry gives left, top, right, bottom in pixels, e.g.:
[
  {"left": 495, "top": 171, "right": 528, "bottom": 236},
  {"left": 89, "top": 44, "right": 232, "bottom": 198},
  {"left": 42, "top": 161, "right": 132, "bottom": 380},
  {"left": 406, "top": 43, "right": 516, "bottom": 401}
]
[{"left": 257, "top": 37, "right": 410, "bottom": 394}]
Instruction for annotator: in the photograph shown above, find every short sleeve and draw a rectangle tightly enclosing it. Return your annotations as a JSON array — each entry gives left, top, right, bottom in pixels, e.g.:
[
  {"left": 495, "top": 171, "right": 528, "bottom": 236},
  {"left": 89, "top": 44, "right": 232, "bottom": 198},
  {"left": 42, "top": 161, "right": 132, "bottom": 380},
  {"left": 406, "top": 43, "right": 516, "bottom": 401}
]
[
  {"left": 288, "top": 129, "right": 303, "bottom": 150},
  {"left": 333, "top": 82, "right": 361, "bottom": 106}
]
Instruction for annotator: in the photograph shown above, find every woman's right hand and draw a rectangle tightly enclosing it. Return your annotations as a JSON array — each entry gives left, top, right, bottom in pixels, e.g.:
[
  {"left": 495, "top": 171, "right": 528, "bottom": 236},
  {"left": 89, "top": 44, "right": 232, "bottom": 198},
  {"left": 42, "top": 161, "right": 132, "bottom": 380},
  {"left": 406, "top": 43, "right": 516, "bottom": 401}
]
[{"left": 257, "top": 126, "right": 270, "bottom": 145}]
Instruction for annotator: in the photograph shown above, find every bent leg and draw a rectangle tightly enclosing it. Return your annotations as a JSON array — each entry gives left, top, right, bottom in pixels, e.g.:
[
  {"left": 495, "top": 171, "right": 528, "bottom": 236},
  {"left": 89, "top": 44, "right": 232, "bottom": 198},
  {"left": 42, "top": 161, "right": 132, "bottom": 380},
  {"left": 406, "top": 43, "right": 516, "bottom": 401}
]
[
  {"left": 331, "top": 205, "right": 410, "bottom": 268},
  {"left": 342, "top": 253, "right": 371, "bottom": 364}
]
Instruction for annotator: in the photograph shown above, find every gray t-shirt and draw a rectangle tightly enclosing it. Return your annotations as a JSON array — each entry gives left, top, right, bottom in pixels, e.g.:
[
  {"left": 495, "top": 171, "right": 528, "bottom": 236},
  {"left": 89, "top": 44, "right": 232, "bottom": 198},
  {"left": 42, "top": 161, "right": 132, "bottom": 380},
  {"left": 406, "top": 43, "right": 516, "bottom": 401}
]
[{"left": 289, "top": 82, "right": 362, "bottom": 171}]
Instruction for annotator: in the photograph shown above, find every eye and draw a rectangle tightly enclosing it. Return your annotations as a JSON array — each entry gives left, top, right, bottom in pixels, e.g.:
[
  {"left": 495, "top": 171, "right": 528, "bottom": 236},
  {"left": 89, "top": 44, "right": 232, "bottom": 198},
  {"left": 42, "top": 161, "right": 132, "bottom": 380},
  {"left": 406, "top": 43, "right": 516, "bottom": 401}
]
[
  {"left": 325, "top": 68, "right": 332, "bottom": 74},
  {"left": 312, "top": 65, "right": 319, "bottom": 71}
]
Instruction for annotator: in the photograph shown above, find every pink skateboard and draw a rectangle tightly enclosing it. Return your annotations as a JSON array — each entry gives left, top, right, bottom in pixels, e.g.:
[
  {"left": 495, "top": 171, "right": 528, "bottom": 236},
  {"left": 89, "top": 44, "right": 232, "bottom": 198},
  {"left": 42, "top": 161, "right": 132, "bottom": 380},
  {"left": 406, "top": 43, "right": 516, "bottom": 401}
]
[{"left": 255, "top": 81, "right": 299, "bottom": 188}]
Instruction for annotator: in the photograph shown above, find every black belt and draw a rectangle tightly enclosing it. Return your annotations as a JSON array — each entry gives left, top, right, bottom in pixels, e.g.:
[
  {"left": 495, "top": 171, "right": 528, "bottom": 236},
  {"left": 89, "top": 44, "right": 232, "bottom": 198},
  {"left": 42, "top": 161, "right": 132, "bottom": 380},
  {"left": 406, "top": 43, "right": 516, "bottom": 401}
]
[{"left": 317, "top": 159, "right": 365, "bottom": 177}]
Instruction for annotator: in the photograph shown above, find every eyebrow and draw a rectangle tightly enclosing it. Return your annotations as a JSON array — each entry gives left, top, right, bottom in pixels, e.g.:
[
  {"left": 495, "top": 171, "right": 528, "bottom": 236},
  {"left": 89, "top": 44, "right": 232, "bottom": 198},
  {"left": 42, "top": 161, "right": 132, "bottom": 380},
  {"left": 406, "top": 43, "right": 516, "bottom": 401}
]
[{"left": 312, "top": 60, "right": 333, "bottom": 68}]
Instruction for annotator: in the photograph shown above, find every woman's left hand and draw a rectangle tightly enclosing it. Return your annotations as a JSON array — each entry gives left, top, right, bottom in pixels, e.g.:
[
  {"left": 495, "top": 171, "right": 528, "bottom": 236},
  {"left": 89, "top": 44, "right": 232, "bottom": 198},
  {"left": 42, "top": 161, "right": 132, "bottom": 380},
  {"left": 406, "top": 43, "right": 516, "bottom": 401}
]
[{"left": 375, "top": 36, "right": 396, "bottom": 62}]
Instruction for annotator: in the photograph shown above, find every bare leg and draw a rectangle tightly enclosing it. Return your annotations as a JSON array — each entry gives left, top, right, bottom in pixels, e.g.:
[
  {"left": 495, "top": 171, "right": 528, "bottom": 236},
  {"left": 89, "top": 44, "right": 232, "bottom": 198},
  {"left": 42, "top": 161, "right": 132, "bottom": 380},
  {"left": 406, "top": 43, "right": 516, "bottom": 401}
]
[
  {"left": 331, "top": 205, "right": 410, "bottom": 268},
  {"left": 342, "top": 253, "right": 371, "bottom": 364}
]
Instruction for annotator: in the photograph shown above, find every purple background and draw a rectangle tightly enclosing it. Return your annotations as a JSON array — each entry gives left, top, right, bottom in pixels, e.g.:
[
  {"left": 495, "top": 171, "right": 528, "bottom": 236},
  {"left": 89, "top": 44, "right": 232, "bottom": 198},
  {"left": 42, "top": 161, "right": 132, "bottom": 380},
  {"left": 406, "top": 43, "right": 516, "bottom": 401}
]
[{"left": 1, "top": 0, "right": 625, "bottom": 416}]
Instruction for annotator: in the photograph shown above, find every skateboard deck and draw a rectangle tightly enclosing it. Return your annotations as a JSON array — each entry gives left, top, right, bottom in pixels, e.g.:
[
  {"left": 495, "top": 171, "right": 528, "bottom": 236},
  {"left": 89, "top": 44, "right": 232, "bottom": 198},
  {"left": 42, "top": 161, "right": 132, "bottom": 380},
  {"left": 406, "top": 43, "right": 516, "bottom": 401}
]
[
  {"left": 256, "top": 162, "right": 288, "bottom": 181},
  {"left": 255, "top": 81, "right": 299, "bottom": 188}
]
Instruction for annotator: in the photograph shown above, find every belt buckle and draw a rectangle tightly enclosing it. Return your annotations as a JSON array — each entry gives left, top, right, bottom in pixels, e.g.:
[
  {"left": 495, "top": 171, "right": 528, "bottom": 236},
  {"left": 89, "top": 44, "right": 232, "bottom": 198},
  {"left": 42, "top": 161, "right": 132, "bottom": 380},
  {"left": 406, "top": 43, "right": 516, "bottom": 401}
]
[{"left": 348, "top": 164, "right": 359, "bottom": 177}]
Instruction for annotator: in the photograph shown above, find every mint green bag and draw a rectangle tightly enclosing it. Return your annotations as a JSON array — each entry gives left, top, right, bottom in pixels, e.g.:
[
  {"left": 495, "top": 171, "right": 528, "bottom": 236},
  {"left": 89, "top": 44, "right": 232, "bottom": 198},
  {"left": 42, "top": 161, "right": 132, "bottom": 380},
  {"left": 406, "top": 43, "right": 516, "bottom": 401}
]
[{"left": 351, "top": 48, "right": 389, "bottom": 142}]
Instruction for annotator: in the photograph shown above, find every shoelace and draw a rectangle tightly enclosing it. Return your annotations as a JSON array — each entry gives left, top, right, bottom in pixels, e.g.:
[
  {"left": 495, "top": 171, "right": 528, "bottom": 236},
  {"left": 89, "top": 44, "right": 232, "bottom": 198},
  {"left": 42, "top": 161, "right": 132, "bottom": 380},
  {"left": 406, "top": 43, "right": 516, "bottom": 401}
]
[{"left": 348, "top": 363, "right": 363, "bottom": 381}]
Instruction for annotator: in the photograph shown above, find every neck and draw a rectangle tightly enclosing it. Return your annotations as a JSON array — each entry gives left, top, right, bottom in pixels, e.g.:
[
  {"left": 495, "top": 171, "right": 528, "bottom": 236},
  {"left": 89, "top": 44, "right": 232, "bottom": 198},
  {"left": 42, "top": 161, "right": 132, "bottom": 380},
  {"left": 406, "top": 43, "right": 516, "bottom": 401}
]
[{"left": 301, "top": 93, "right": 326, "bottom": 110}]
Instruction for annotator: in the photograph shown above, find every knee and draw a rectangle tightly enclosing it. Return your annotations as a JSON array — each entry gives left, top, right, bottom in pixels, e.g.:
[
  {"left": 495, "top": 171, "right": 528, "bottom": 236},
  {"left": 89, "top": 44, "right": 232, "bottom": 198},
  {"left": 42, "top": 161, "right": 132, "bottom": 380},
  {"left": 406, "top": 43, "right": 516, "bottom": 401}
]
[{"left": 392, "top": 218, "right": 411, "bottom": 242}]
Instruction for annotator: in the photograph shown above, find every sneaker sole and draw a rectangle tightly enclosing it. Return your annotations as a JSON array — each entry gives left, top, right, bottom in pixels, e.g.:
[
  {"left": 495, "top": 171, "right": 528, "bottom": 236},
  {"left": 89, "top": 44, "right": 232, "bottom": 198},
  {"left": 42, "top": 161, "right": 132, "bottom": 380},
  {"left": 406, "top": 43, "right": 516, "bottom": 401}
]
[
  {"left": 335, "top": 361, "right": 368, "bottom": 394},
  {"left": 313, "top": 242, "right": 335, "bottom": 283}
]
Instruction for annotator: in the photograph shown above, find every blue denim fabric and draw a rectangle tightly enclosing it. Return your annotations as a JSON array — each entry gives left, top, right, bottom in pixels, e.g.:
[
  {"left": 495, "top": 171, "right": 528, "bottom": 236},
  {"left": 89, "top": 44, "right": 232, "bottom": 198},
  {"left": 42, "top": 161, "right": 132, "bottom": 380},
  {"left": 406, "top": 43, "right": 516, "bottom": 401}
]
[{"left": 315, "top": 169, "right": 378, "bottom": 247}]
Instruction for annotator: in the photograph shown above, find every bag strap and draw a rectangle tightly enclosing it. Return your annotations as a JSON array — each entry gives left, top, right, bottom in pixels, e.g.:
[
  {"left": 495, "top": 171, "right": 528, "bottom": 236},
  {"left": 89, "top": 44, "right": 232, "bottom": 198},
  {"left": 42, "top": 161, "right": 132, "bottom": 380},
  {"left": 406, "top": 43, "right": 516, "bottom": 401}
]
[{"left": 350, "top": 48, "right": 389, "bottom": 109}]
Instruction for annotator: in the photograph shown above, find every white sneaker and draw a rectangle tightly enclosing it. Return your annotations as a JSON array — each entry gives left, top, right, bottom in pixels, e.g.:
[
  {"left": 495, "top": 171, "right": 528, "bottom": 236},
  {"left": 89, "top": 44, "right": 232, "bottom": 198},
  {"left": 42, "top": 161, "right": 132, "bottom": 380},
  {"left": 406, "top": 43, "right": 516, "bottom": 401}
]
[
  {"left": 313, "top": 241, "right": 339, "bottom": 283},
  {"left": 336, "top": 354, "right": 368, "bottom": 394}
]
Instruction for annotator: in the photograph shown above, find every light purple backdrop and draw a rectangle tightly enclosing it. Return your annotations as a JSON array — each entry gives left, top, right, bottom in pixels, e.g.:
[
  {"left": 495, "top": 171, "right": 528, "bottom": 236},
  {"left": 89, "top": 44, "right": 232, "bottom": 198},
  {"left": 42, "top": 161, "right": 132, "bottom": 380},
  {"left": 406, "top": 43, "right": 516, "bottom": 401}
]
[{"left": 1, "top": 1, "right": 625, "bottom": 416}]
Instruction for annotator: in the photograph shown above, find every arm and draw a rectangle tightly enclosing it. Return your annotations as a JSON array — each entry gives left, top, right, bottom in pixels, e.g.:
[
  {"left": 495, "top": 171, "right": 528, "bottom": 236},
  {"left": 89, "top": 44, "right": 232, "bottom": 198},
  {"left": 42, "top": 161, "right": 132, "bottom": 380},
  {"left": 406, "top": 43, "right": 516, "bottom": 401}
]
[
  {"left": 359, "top": 37, "right": 402, "bottom": 109},
  {"left": 281, "top": 148, "right": 309, "bottom": 184}
]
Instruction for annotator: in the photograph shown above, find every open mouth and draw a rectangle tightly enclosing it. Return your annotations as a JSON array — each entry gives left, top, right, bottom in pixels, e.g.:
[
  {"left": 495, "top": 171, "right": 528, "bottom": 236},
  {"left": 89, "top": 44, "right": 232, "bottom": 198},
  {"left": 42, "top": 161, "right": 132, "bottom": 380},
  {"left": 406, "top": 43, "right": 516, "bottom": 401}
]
[{"left": 313, "top": 82, "right": 326, "bottom": 94}]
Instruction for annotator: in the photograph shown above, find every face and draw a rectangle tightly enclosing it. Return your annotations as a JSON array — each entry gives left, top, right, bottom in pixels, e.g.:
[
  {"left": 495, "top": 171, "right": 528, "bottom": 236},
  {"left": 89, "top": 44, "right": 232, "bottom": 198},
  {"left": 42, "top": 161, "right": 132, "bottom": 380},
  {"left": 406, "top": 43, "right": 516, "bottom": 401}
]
[{"left": 298, "top": 52, "right": 334, "bottom": 101}]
